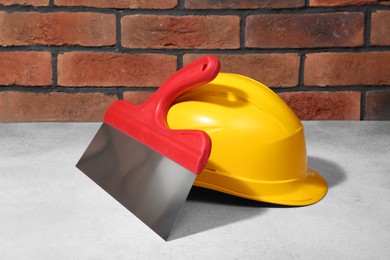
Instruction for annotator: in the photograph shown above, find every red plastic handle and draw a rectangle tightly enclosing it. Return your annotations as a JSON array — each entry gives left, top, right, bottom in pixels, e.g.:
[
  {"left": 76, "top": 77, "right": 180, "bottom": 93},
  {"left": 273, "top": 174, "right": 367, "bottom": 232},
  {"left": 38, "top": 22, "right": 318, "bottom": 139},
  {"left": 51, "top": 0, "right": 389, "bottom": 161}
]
[{"left": 104, "top": 55, "right": 220, "bottom": 174}]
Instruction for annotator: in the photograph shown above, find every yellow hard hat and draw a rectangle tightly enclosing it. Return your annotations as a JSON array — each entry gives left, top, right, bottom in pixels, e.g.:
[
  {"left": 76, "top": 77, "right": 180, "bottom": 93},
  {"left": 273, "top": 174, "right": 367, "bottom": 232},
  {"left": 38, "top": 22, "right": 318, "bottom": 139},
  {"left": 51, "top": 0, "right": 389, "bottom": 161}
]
[{"left": 167, "top": 73, "right": 328, "bottom": 206}]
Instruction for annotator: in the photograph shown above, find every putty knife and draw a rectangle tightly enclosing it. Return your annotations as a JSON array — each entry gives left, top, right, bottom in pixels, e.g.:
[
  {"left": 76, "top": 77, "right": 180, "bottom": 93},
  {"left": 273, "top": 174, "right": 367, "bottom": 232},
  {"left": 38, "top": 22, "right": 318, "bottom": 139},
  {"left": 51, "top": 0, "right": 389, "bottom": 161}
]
[{"left": 76, "top": 55, "right": 220, "bottom": 240}]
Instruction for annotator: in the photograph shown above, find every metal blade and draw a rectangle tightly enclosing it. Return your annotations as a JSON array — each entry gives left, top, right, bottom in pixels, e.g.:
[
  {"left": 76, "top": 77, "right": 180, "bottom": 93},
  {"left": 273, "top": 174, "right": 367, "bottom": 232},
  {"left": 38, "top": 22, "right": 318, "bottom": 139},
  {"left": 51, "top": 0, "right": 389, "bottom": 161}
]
[{"left": 76, "top": 123, "right": 196, "bottom": 240}]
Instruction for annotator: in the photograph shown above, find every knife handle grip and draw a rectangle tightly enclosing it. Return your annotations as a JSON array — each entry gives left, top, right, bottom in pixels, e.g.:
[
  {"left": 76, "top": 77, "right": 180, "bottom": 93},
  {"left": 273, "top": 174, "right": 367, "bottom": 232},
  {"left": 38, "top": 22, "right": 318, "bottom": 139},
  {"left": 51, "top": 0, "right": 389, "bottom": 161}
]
[
  {"left": 104, "top": 56, "right": 220, "bottom": 174},
  {"left": 141, "top": 55, "right": 220, "bottom": 127}
]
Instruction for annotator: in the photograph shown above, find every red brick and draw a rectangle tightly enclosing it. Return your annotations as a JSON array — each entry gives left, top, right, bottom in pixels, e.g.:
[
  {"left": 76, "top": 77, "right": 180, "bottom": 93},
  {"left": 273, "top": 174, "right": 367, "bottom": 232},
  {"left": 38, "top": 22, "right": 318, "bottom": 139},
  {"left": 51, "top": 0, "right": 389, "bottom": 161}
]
[
  {"left": 310, "top": 0, "right": 384, "bottom": 6},
  {"left": 305, "top": 52, "right": 390, "bottom": 86},
  {"left": 0, "top": 12, "right": 115, "bottom": 46},
  {"left": 54, "top": 0, "right": 177, "bottom": 8},
  {"left": 0, "top": 52, "right": 52, "bottom": 86},
  {"left": 371, "top": 10, "right": 390, "bottom": 46},
  {"left": 279, "top": 91, "right": 361, "bottom": 120},
  {"left": 246, "top": 13, "right": 364, "bottom": 48},
  {"left": 121, "top": 15, "right": 240, "bottom": 49},
  {"left": 0, "top": 92, "right": 117, "bottom": 122},
  {"left": 365, "top": 91, "right": 390, "bottom": 120},
  {"left": 184, "top": 0, "right": 304, "bottom": 9},
  {"left": 0, "top": 0, "right": 48, "bottom": 6},
  {"left": 57, "top": 53, "right": 177, "bottom": 87},
  {"left": 123, "top": 91, "right": 154, "bottom": 105},
  {"left": 183, "top": 54, "right": 299, "bottom": 87}
]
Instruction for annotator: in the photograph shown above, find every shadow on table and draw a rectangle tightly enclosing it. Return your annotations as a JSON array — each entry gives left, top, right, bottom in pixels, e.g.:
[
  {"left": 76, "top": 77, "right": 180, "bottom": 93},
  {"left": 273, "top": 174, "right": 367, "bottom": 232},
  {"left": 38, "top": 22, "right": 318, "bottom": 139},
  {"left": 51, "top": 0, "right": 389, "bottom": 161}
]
[
  {"left": 169, "top": 187, "right": 270, "bottom": 241},
  {"left": 169, "top": 156, "right": 346, "bottom": 241},
  {"left": 308, "top": 156, "right": 347, "bottom": 188}
]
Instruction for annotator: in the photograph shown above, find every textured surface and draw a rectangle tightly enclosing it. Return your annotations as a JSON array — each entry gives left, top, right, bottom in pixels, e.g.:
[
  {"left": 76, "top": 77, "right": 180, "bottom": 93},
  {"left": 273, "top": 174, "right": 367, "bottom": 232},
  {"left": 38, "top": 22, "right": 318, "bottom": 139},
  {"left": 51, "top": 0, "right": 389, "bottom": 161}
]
[
  {"left": 184, "top": 0, "right": 304, "bottom": 9},
  {"left": 0, "top": 52, "right": 52, "bottom": 86},
  {"left": 371, "top": 10, "right": 390, "bottom": 46},
  {"left": 121, "top": 15, "right": 240, "bottom": 49},
  {"left": 57, "top": 53, "right": 177, "bottom": 87},
  {"left": 304, "top": 52, "right": 390, "bottom": 86},
  {"left": 0, "top": 0, "right": 48, "bottom": 5},
  {"left": 0, "top": 92, "right": 117, "bottom": 122},
  {"left": 0, "top": 12, "right": 116, "bottom": 46},
  {"left": 54, "top": 0, "right": 177, "bottom": 8},
  {"left": 0, "top": 122, "right": 389, "bottom": 259},
  {"left": 0, "top": 2, "right": 389, "bottom": 121},
  {"left": 310, "top": 0, "right": 384, "bottom": 6},
  {"left": 365, "top": 91, "right": 390, "bottom": 120},
  {"left": 279, "top": 91, "right": 361, "bottom": 120},
  {"left": 246, "top": 13, "right": 364, "bottom": 48}
]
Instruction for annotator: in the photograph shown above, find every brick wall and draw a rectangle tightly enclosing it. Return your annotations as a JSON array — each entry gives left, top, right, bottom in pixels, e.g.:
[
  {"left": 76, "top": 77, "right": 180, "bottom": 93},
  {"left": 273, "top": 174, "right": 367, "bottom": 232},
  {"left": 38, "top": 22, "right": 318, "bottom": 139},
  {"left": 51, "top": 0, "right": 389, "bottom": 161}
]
[{"left": 0, "top": 0, "right": 389, "bottom": 121}]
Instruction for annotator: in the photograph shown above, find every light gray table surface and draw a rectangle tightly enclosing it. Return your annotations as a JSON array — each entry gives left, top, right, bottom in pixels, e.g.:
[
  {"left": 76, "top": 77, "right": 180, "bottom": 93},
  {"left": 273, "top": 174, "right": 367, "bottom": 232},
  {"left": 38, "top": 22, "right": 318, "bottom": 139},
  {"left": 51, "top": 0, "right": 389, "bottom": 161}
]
[{"left": 0, "top": 121, "right": 389, "bottom": 259}]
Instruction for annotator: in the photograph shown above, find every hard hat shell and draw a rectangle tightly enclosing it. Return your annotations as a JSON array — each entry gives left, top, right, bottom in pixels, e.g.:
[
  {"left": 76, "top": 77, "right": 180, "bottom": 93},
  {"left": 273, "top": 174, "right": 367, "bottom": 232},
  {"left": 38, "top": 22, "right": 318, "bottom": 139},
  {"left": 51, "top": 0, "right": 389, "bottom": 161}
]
[{"left": 167, "top": 73, "right": 328, "bottom": 206}]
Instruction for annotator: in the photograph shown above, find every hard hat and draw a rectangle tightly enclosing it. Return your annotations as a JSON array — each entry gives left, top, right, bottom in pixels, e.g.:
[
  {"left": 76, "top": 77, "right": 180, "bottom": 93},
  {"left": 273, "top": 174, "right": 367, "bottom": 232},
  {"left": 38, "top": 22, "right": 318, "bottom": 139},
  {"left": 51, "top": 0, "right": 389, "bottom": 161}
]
[{"left": 167, "top": 73, "right": 328, "bottom": 206}]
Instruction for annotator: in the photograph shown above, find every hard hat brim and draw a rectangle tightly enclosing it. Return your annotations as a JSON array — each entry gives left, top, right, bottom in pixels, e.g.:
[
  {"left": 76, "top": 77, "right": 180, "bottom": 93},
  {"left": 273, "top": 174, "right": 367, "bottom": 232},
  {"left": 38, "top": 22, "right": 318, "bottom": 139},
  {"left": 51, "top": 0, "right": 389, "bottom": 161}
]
[{"left": 194, "top": 167, "right": 328, "bottom": 206}]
